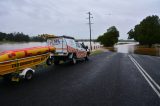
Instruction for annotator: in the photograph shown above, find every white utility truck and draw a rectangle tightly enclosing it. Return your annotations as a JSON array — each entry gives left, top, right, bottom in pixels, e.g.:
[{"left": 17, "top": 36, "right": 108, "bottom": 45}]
[{"left": 47, "top": 36, "right": 90, "bottom": 65}]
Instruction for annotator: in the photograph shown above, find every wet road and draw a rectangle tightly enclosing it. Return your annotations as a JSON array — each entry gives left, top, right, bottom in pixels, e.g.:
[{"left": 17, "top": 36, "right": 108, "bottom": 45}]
[{"left": 0, "top": 52, "right": 160, "bottom": 106}]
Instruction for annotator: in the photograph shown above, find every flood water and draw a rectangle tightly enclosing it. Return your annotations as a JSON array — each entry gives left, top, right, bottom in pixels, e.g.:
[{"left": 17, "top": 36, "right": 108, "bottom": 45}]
[
  {"left": 0, "top": 42, "right": 160, "bottom": 56},
  {"left": 0, "top": 42, "right": 46, "bottom": 52},
  {"left": 114, "top": 43, "right": 160, "bottom": 56},
  {"left": 0, "top": 41, "right": 100, "bottom": 52},
  {"left": 115, "top": 43, "right": 137, "bottom": 54}
]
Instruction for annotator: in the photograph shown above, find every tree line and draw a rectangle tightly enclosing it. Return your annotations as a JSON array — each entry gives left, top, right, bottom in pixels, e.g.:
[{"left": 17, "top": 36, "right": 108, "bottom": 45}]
[
  {"left": 97, "top": 26, "right": 119, "bottom": 47},
  {"left": 128, "top": 15, "right": 160, "bottom": 47},
  {"left": 97, "top": 15, "right": 160, "bottom": 47},
  {"left": 0, "top": 32, "right": 46, "bottom": 42}
]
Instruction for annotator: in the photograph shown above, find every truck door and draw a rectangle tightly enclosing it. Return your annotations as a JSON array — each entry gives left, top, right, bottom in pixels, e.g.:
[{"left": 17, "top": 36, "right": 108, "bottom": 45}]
[{"left": 76, "top": 43, "right": 87, "bottom": 58}]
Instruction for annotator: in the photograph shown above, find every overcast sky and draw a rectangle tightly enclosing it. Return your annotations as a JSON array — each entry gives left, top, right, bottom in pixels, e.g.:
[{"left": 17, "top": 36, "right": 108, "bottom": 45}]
[{"left": 0, "top": 0, "right": 159, "bottom": 39}]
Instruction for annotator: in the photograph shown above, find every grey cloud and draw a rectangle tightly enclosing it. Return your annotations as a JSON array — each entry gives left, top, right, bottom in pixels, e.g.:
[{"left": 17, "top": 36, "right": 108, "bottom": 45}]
[{"left": 0, "top": 0, "right": 160, "bottom": 39}]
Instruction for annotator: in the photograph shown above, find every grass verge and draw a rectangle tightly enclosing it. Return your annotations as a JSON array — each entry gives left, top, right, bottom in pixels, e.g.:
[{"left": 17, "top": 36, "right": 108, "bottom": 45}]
[{"left": 90, "top": 50, "right": 104, "bottom": 56}]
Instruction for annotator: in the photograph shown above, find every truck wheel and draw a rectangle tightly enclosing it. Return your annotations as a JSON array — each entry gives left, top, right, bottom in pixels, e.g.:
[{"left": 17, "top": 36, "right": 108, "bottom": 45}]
[
  {"left": 46, "top": 58, "right": 52, "bottom": 66},
  {"left": 25, "top": 70, "right": 34, "bottom": 80},
  {"left": 85, "top": 55, "right": 89, "bottom": 61},
  {"left": 54, "top": 61, "right": 60, "bottom": 65},
  {"left": 71, "top": 56, "right": 77, "bottom": 64},
  {"left": 3, "top": 74, "right": 11, "bottom": 83}
]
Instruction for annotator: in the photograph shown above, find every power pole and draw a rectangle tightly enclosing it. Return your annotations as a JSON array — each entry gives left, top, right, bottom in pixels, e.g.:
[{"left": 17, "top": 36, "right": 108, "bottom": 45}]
[{"left": 87, "top": 12, "right": 93, "bottom": 51}]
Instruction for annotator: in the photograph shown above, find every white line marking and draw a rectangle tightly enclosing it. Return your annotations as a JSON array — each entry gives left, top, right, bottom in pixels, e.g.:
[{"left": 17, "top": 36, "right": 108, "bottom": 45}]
[
  {"left": 130, "top": 56, "right": 160, "bottom": 91},
  {"left": 128, "top": 55, "right": 160, "bottom": 98}
]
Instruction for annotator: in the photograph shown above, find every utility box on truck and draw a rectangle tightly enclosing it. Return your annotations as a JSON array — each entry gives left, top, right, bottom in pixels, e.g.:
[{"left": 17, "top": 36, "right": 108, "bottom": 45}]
[{"left": 47, "top": 36, "right": 90, "bottom": 65}]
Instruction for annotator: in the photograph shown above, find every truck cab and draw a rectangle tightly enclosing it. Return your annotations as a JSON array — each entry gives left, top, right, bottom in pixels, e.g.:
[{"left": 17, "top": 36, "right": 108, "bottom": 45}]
[{"left": 47, "top": 36, "right": 89, "bottom": 65}]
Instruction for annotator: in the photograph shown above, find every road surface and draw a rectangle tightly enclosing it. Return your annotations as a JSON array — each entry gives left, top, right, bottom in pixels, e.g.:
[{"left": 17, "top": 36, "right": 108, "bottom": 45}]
[{"left": 0, "top": 52, "right": 160, "bottom": 106}]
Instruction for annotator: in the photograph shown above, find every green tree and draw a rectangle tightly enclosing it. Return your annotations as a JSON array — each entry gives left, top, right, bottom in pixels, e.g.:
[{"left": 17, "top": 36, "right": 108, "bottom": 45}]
[
  {"left": 30, "top": 36, "right": 46, "bottom": 42},
  {"left": 0, "top": 31, "right": 47, "bottom": 42},
  {"left": 127, "top": 29, "right": 134, "bottom": 39},
  {"left": 13, "top": 32, "right": 30, "bottom": 42},
  {"left": 0, "top": 32, "right": 7, "bottom": 41},
  {"left": 97, "top": 26, "right": 119, "bottom": 47},
  {"left": 128, "top": 15, "right": 160, "bottom": 47}
]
